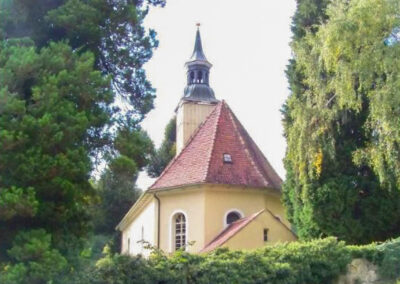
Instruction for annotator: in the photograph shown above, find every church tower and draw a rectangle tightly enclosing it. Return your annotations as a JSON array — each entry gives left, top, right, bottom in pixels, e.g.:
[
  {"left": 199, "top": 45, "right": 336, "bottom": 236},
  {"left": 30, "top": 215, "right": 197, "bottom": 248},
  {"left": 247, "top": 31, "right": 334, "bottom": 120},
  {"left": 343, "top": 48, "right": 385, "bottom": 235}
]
[{"left": 176, "top": 26, "right": 219, "bottom": 154}]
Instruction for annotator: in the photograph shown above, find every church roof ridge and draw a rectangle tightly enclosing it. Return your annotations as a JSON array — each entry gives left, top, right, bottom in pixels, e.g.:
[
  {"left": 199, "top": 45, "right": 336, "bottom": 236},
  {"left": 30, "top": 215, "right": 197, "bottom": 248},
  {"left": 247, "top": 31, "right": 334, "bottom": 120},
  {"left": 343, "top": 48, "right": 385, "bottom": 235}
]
[
  {"left": 223, "top": 103, "right": 283, "bottom": 188},
  {"left": 203, "top": 101, "right": 225, "bottom": 182},
  {"left": 148, "top": 100, "right": 282, "bottom": 191},
  {"left": 148, "top": 102, "right": 222, "bottom": 190}
]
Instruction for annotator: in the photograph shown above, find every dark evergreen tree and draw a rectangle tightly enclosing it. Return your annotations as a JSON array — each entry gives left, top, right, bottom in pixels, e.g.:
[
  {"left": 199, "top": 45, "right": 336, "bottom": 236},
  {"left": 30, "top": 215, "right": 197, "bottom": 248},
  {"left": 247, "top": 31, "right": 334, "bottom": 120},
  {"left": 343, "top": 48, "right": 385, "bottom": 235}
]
[
  {"left": 94, "top": 128, "right": 153, "bottom": 234},
  {"left": 0, "top": 39, "right": 111, "bottom": 280},
  {"left": 1, "top": 0, "right": 165, "bottom": 122},
  {"left": 283, "top": 0, "right": 400, "bottom": 243},
  {"left": 0, "top": 0, "right": 165, "bottom": 281},
  {"left": 147, "top": 116, "right": 176, "bottom": 177}
]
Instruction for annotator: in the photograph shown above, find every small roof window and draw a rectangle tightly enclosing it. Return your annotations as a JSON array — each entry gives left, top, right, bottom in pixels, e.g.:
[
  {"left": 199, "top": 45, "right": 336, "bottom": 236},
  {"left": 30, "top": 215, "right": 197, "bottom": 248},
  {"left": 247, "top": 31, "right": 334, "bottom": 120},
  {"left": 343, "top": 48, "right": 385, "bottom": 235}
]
[{"left": 223, "top": 153, "right": 232, "bottom": 163}]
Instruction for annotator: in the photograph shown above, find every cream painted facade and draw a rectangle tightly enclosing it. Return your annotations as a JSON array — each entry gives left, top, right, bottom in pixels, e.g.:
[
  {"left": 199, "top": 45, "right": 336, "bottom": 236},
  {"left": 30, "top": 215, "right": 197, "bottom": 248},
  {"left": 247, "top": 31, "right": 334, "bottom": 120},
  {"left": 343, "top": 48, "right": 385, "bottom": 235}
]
[
  {"left": 203, "top": 185, "right": 291, "bottom": 246},
  {"left": 223, "top": 210, "right": 297, "bottom": 250},
  {"left": 121, "top": 198, "right": 157, "bottom": 257},
  {"left": 118, "top": 184, "right": 296, "bottom": 255},
  {"left": 176, "top": 101, "right": 216, "bottom": 154}
]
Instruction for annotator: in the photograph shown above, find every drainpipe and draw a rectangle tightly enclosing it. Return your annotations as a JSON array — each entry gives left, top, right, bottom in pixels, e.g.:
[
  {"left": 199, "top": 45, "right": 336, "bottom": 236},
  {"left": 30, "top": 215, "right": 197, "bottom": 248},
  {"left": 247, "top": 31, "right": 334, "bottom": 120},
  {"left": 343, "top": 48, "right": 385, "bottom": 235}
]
[{"left": 153, "top": 193, "right": 161, "bottom": 249}]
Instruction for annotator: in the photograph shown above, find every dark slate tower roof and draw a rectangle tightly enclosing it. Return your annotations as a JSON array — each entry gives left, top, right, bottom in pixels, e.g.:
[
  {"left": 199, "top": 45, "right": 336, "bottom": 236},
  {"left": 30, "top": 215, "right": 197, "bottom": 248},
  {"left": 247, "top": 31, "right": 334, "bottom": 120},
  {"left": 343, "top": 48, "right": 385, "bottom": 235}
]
[
  {"left": 183, "top": 27, "right": 218, "bottom": 103},
  {"left": 189, "top": 28, "right": 209, "bottom": 62}
]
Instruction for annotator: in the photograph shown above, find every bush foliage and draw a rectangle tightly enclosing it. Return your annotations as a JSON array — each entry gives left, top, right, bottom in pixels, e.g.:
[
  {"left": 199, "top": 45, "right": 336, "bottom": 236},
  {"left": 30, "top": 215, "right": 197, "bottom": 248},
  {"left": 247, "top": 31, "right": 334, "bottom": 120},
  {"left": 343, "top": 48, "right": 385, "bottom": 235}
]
[{"left": 84, "top": 237, "right": 400, "bottom": 284}]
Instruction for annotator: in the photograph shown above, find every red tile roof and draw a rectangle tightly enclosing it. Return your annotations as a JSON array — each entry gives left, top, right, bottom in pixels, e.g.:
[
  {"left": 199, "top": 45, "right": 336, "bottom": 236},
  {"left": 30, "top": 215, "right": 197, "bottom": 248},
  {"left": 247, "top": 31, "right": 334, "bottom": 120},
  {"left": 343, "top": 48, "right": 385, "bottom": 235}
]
[
  {"left": 149, "top": 101, "right": 282, "bottom": 191},
  {"left": 200, "top": 209, "right": 265, "bottom": 253}
]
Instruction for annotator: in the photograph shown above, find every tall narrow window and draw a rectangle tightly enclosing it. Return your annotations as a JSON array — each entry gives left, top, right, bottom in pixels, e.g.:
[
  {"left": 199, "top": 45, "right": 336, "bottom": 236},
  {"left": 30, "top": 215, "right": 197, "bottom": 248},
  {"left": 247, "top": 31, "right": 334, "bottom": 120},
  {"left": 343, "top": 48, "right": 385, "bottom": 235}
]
[
  {"left": 263, "top": 229, "right": 269, "bottom": 242},
  {"left": 175, "top": 213, "right": 186, "bottom": 250},
  {"left": 127, "top": 238, "right": 130, "bottom": 253},
  {"left": 198, "top": 71, "right": 203, "bottom": 83}
]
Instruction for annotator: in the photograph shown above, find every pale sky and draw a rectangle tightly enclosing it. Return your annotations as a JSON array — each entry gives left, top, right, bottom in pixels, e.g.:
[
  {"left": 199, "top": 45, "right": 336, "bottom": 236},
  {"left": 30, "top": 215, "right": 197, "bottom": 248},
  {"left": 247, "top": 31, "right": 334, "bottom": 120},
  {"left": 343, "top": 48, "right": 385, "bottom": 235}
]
[{"left": 137, "top": 0, "right": 297, "bottom": 189}]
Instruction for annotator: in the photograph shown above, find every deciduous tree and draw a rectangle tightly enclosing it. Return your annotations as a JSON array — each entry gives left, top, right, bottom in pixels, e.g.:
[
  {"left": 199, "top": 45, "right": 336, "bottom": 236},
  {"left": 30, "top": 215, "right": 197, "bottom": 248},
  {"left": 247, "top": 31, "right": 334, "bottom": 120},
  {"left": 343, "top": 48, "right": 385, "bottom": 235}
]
[{"left": 283, "top": 0, "right": 400, "bottom": 243}]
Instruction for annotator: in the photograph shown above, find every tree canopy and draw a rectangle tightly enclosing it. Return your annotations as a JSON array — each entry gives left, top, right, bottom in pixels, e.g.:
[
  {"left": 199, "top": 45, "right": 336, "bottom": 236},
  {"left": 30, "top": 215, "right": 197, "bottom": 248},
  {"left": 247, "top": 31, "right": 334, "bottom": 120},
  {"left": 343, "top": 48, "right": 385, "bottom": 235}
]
[
  {"left": 283, "top": 0, "right": 400, "bottom": 244},
  {"left": 147, "top": 116, "right": 176, "bottom": 178},
  {"left": 0, "top": 0, "right": 164, "bottom": 282},
  {"left": 1, "top": 0, "right": 165, "bottom": 122}
]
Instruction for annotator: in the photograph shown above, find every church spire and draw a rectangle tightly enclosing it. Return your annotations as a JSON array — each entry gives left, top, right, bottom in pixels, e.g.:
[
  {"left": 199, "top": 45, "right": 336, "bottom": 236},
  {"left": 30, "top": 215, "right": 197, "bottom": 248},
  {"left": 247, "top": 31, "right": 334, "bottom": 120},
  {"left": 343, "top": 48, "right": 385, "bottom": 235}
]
[
  {"left": 190, "top": 24, "right": 207, "bottom": 62},
  {"left": 183, "top": 25, "right": 218, "bottom": 103}
]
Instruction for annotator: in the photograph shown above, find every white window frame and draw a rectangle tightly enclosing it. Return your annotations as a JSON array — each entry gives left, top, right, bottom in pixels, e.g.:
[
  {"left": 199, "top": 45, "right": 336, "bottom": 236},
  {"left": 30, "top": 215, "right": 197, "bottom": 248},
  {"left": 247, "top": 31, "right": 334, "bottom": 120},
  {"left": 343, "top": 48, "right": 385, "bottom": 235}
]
[
  {"left": 169, "top": 210, "right": 188, "bottom": 252},
  {"left": 223, "top": 209, "right": 244, "bottom": 228}
]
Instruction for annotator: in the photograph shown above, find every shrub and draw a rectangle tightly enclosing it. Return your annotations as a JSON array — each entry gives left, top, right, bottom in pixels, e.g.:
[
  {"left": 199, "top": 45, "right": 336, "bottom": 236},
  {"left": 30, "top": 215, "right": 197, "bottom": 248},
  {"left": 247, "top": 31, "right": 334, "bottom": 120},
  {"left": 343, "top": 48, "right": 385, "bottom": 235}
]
[
  {"left": 85, "top": 237, "right": 400, "bottom": 283},
  {"left": 87, "top": 237, "right": 353, "bottom": 284},
  {"left": 0, "top": 229, "right": 67, "bottom": 284},
  {"left": 260, "top": 238, "right": 351, "bottom": 284},
  {"left": 377, "top": 237, "right": 400, "bottom": 281}
]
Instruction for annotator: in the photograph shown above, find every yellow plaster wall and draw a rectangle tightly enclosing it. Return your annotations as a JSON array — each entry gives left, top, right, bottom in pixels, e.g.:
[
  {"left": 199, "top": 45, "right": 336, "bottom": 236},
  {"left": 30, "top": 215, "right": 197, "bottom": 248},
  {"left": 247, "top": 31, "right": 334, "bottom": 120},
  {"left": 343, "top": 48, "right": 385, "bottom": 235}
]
[
  {"left": 265, "top": 194, "right": 290, "bottom": 227},
  {"left": 157, "top": 184, "right": 294, "bottom": 254},
  {"left": 223, "top": 211, "right": 297, "bottom": 250},
  {"left": 176, "top": 102, "right": 216, "bottom": 154},
  {"left": 203, "top": 185, "right": 288, "bottom": 245},
  {"left": 158, "top": 187, "right": 205, "bottom": 253}
]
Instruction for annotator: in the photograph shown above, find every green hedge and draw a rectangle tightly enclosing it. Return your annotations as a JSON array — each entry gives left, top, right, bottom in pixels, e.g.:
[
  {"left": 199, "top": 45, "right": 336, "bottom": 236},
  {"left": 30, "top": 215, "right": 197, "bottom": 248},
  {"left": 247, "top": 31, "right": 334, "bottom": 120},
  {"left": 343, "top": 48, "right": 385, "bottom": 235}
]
[{"left": 83, "top": 237, "right": 400, "bottom": 284}]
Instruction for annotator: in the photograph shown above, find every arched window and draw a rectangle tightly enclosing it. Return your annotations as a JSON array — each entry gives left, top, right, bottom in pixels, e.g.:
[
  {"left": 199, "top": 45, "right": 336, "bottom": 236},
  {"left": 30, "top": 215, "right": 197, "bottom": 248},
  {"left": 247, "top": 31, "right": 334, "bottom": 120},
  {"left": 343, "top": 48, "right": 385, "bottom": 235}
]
[
  {"left": 174, "top": 213, "right": 186, "bottom": 250},
  {"left": 197, "top": 71, "right": 203, "bottom": 83},
  {"left": 190, "top": 71, "right": 195, "bottom": 83},
  {"left": 226, "top": 211, "right": 241, "bottom": 225}
]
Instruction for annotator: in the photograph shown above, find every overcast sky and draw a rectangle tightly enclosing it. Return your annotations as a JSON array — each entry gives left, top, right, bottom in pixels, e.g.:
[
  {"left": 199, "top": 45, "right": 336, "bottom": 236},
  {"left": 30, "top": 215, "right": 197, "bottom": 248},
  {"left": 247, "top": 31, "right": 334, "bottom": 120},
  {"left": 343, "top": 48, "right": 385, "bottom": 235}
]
[{"left": 137, "top": 0, "right": 297, "bottom": 189}]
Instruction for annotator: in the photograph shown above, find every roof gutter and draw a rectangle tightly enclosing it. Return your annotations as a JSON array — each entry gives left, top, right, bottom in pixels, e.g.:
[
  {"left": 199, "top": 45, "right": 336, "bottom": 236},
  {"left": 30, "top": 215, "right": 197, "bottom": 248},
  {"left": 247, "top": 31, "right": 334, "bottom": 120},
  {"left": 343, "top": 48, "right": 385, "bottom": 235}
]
[{"left": 150, "top": 182, "right": 280, "bottom": 196}]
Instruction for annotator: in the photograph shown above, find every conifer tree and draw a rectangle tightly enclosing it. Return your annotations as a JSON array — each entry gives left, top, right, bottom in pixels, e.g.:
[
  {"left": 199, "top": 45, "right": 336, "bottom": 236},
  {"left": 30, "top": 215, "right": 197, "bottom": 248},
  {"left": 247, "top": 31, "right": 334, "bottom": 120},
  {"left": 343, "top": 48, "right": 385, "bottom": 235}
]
[
  {"left": 94, "top": 128, "right": 153, "bottom": 234},
  {"left": 147, "top": 116, "right": 176, "bottom": 177},
  {"left": 0, "top": 0, "right": 164, "bottom": 281},
  {"left": 0, "top": 39, "right": 111, "bottom": 280}
]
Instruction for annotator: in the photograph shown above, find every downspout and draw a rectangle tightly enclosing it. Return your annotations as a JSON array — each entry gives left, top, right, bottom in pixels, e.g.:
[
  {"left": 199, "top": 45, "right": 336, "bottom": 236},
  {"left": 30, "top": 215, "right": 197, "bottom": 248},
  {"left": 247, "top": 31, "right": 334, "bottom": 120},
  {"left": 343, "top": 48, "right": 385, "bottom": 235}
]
[{"left": 153, "top": 193, "right": 161, "bottom": 249}]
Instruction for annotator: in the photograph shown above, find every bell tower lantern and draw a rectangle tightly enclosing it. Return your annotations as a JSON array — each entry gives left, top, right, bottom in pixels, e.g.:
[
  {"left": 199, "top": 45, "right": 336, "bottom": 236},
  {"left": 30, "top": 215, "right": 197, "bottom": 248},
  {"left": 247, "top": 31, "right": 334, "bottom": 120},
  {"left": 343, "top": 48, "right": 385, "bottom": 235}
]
[{"left": 176, "top": 25, "right": 219, "bottom": 154}]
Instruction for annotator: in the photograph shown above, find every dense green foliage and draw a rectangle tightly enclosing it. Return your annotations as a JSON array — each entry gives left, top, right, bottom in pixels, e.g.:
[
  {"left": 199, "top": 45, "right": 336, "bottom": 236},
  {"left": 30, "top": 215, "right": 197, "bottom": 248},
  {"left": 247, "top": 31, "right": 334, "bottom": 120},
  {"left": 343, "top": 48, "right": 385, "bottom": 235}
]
[
  {"left": 1, "top": 0, "right": 165, "bottom": 122},
  {"left": 94, "top": 129, "right": 153, "bottom": 235},
  {"left": 0, "top": 0, "right": 164, "bottom": 282},
  {"left": 283, "top": 0, "right": 400, "bottom": 243},
  {"left": 89, "top": 238, "right": 351, "bottom": 284},
  {"left": 0, "top": 229, "right": 68, "bottom": 284},
  {"left": 84, "top": 237, "right": 400, "bottom": 284},
  {"left": 0, "top": 40, "right": 112, "bottom": 257},
  {"left": 147, "top": 116, "right": 176, "bottom": 177}
]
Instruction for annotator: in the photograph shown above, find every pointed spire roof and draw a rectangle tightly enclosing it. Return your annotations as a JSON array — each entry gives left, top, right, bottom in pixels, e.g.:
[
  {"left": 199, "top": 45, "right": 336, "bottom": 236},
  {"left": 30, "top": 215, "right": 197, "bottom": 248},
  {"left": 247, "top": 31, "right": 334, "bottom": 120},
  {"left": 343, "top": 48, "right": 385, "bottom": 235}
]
[
  {"left": 189, "top": 26, "right": 207, "bottom": 62},
  {"left": 186, "top": 25, "right": 211, "bottom": 67},
  {"left": 149, "top": 101, "right": 282, "bottom": 191}
]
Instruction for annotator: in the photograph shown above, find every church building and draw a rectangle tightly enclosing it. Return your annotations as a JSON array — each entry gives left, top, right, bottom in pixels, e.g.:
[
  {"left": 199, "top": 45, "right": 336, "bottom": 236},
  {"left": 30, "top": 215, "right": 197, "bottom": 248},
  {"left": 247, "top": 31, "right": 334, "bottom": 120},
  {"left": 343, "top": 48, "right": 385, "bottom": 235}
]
[{"left": 116, "top": 28, "right": 297, "bottom": 256}]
